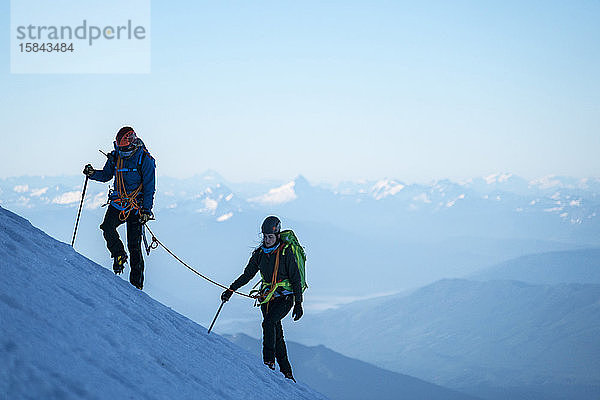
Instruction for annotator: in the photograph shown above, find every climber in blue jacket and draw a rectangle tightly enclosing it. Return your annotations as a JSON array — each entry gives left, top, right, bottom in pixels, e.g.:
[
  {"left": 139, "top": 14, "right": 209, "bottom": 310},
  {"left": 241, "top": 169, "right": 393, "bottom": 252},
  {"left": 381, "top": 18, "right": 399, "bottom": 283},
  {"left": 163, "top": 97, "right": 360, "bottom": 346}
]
[{"left": 83, "top": 126, "right": 156, "bottom": 289}]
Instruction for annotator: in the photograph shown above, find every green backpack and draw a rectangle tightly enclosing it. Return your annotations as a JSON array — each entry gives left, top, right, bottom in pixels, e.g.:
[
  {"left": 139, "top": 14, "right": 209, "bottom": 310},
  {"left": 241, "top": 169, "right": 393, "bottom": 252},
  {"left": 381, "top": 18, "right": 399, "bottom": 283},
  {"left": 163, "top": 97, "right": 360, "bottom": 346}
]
[{"left": 252, "top": 229, "right": 308, "bottom": 305}]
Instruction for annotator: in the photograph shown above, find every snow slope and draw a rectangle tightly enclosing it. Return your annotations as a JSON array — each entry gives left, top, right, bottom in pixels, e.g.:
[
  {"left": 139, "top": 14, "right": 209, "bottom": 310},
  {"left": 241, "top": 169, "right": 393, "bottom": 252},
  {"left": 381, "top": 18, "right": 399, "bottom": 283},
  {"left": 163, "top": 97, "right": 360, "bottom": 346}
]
[{"left": 0, "top": 206, "right": 325, "bottom": 400}]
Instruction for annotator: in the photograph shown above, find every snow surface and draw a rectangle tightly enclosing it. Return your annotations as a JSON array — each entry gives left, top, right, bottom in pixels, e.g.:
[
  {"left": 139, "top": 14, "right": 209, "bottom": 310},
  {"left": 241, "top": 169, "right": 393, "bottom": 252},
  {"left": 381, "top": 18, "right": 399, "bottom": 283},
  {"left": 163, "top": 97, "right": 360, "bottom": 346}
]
[{"left": 0, "top": 206, "right": 325, "bottom": 400}]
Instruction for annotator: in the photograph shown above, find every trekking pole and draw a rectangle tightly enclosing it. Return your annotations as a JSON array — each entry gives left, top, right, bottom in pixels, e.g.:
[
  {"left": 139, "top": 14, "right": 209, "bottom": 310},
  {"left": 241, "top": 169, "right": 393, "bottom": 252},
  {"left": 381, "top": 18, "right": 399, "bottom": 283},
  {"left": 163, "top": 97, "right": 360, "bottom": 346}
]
[
  {"left": 207, "top": 300, "right": 226, "bottom": 335},
  {"left": 71, "top": 176, "right": 89, "bottom": 247}
]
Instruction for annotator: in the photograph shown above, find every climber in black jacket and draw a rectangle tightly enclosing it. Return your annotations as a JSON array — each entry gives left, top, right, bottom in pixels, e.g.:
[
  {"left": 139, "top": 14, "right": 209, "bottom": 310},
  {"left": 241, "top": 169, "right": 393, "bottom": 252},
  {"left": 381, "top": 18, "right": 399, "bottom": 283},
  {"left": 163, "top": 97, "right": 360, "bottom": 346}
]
[{"left": 221, "top": 216, "right": 303, "bottom": 382}]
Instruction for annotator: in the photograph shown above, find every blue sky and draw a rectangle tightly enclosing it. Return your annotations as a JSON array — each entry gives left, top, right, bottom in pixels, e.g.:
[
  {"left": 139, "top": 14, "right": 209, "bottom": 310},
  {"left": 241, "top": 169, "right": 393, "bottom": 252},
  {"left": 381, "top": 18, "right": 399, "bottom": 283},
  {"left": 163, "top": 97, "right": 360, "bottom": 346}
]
[{"left": 1, "top": 1, "right": 599, "bottom": 183}]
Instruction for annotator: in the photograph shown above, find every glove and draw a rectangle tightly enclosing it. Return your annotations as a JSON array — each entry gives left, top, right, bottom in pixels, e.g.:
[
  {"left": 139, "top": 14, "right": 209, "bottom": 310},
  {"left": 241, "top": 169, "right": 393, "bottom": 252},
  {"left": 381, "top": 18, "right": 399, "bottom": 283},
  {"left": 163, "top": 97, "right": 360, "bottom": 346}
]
[
  {"left": 292, "top": 302, "right": 303, "bottom": 321},
  {"left": 221, "top": 289, "right": 233, "bottom": 302},
  {"left": 139, "top": 210, "right": 154, "bottom": 224},
  {"left": 83, "top": 164, "right": 95, "bottom": 177}
]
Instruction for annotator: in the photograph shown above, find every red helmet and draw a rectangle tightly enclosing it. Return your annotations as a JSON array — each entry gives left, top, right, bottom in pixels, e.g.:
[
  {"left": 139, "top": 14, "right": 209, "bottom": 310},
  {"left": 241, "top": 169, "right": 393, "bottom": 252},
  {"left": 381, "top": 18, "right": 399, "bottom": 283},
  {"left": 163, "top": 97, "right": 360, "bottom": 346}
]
[{"left": 115, "top": 126, "right": 137, "bottom": 149}]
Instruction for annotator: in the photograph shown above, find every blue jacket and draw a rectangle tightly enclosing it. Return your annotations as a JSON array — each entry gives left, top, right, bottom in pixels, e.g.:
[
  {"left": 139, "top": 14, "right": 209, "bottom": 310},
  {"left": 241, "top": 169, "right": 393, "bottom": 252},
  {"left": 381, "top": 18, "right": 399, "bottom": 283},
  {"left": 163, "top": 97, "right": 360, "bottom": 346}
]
[{"left": 91, "top": 146, "right": 156, "bottom": 212}]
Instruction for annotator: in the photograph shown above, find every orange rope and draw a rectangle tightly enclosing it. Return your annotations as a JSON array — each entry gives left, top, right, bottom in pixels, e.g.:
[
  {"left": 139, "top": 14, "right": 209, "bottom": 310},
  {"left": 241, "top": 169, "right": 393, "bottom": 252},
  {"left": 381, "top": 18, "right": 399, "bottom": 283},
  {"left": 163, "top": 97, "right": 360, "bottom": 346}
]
[
  {"left": 115, "top": 157, "right": 143, "bottom": 221},
  {"left": 264, "top": 246, "right": 282, "bottom": 311}
]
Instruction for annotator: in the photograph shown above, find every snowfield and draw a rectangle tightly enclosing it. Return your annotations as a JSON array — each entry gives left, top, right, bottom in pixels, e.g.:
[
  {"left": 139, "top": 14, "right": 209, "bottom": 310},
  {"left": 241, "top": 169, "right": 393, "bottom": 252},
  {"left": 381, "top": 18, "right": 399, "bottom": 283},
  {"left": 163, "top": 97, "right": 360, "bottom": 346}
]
[{"left": 0, "top": 206, "right": 326, "bottom": 400}]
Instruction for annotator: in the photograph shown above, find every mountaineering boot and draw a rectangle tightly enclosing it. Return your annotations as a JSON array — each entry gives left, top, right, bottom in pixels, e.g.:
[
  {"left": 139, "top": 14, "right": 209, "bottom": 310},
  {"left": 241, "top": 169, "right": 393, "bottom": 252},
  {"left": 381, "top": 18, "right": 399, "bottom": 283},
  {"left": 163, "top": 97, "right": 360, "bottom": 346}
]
[
  {"left": 264, "top": 361, "right": 275, "bottom": 370},
  {"left": 283, "top": 371, "right": 296, "bottom": 383},
  {"left": 113, "top": 254, "right": 127, "bottom": 275},
  {"left": 131, "top": 279, "right": 143, "bottom": 290}
]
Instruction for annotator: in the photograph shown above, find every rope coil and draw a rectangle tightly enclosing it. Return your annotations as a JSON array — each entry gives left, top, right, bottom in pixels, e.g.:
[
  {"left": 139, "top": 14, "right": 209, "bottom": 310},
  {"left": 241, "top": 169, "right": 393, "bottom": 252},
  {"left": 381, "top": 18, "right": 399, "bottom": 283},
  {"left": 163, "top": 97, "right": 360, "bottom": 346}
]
[
  {"left": 115, "top": 157, "right": 143, "bottom": 221},
  {"left": 144, "top": 225, "right": 255, "bottom": 299}
]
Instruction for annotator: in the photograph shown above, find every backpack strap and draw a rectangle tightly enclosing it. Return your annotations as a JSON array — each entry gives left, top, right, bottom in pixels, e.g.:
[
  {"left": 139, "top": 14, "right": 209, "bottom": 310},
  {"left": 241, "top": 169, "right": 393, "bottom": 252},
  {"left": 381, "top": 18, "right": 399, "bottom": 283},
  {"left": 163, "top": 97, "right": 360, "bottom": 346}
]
[
  {"left": 112, "top": 150, "right": 144, "bottom": 177},
  {"left": 136, "top": 148, "right": 146, "bottom": 179}
]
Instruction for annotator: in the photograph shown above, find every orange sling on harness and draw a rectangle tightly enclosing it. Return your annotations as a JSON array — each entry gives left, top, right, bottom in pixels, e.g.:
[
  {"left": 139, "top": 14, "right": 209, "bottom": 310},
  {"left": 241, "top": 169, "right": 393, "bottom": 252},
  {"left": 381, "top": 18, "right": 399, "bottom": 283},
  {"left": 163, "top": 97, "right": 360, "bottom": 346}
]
[{"left": 261, "top": 246, "right": 282, "bottom": 311}]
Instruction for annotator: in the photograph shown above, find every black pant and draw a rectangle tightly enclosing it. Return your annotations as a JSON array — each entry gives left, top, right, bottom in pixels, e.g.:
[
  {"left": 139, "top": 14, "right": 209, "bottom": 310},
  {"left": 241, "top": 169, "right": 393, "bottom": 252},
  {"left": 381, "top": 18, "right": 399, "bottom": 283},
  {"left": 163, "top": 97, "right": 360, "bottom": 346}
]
[
  {"left": 261, "top": 295, "right": 294, "bottom": 374},
  {"left": 100, "top": 205, "right": 144, "bottom": 289}
]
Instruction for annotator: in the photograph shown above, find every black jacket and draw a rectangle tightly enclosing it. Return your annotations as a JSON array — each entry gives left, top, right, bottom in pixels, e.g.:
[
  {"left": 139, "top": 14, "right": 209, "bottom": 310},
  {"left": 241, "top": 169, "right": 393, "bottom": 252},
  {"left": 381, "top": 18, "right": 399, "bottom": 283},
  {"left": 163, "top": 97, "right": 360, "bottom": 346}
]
[{"left": 230, "top": 242, "right": 302, "bottom": 304}]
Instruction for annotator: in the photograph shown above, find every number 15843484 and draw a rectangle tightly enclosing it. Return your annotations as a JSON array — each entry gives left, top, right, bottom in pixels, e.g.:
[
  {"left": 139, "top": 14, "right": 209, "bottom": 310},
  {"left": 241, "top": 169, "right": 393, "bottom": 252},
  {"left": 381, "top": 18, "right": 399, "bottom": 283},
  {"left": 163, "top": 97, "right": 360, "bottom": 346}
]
[{"left": 19, "top": 43, "right": 74, "bottom": 53}]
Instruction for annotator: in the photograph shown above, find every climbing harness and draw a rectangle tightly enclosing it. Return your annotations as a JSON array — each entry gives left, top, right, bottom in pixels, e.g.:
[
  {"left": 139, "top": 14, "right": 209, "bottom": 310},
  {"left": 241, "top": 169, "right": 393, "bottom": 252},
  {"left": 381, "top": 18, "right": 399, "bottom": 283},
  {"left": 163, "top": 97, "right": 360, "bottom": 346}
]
[
  {"left": 249, "top": 230, "right": 307, "bottom": 305},
  {"left": 250, "top": 245, "right": 283, "bottom": 306}
]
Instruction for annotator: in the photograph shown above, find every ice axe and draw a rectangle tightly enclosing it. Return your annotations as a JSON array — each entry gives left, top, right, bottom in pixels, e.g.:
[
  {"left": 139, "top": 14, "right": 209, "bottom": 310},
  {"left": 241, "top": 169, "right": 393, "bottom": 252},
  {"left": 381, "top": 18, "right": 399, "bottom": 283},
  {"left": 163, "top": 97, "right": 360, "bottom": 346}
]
[
  {"left": 71, "top": 176, "right": 89, "bottom": 248},
  {"left": 207, "top": 300, "right": 226, "bottom": 335}
]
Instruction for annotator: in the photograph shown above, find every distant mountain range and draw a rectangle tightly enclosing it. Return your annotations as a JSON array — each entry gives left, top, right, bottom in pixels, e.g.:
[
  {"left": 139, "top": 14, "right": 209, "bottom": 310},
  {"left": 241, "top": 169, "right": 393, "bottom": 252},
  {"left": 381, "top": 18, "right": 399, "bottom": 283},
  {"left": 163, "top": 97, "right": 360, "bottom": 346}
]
[
  {"left": 1, "top": 171, "right": 598, "bottom": 317},
  {"left": 281, "top": 278, "right": 600, "bottom": 400},
  {"left": 2, "top": 172, "right": 599, "bottom": 245},
  {"left": 470, "top": 248, "right": 600, "bottom": 284},
  {"left": 225, "top": 333, "right": 479, "bottom": 400}
]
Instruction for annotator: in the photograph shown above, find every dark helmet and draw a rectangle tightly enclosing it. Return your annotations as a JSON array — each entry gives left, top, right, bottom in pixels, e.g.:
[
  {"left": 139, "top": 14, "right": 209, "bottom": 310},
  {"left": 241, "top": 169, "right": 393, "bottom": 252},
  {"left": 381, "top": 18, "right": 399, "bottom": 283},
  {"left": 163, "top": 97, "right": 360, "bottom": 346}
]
[
  {"left": 114, "top": 126, "right": 140, "bottom": 158},
  {"left": 261, "top": 216, "right": 281, "bottom": 235}
]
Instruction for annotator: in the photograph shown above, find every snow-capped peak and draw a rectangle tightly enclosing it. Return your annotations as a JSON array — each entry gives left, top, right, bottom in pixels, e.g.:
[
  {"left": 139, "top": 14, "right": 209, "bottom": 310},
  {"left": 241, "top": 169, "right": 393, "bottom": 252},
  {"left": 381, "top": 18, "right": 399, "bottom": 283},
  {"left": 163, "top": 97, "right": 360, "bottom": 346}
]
[
  {"left": 484, "top": 173, "right": 513, "bottom": 184},
  {"left": 529, "top": 175, "right": 562, "bottom": 190},
  {"left": 249, "top": 181, "right": 298, "bottom": 205},
  {"left": 371, "top": 179, "right": 405, "bottom": 200}
]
